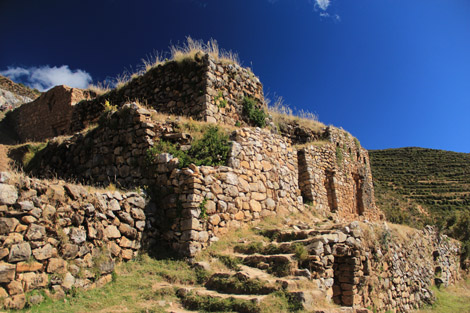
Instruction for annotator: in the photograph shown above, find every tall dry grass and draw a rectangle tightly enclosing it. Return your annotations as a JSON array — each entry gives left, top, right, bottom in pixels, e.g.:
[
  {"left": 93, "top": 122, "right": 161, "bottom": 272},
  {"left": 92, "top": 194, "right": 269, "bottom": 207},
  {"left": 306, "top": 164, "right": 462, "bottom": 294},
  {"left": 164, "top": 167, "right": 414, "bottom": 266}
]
[
  {"left": 268, "top": 96, "right": 325, "bottom": 133},
  {"left": 170, "top": 36, "right": 240, "bottom": 65}
]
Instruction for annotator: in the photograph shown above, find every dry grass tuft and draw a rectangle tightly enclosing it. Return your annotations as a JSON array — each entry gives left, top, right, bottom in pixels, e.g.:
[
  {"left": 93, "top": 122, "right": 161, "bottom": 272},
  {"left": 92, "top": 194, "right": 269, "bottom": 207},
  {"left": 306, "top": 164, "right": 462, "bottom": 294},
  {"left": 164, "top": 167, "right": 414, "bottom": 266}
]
[
  {"left": 141, "top": 49, "right": 165, "bottom": 72},
  {"left": 170, "top": 36, "right": 240, "bottom": 65},
  {"left": 268, "top": 96, "right": 325, "bottom": 133},
  {"left": 87, "top": 82, "right": 112, "bottom": 96}
]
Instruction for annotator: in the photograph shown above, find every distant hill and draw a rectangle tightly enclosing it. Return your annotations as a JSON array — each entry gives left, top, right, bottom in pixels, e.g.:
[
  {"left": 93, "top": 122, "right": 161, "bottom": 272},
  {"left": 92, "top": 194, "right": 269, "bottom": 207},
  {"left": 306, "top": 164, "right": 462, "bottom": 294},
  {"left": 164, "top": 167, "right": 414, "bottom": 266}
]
[
  {"left": 369, "top": 147, "right": 470, "bottom": 228},
  {"left": 0, "top": 75, "right": 41, "bottom": 111}
]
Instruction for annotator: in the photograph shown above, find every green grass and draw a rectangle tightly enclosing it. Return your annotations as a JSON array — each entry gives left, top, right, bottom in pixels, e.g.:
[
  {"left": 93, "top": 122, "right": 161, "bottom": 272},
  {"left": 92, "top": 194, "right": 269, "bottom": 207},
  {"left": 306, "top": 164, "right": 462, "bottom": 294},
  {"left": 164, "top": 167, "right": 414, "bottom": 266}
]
[
  {"left": 416, "top": 278, "right": 470, "bottom": 313},
  {"left": 16, "top": 254, "right": 197, "bottom": 313}
]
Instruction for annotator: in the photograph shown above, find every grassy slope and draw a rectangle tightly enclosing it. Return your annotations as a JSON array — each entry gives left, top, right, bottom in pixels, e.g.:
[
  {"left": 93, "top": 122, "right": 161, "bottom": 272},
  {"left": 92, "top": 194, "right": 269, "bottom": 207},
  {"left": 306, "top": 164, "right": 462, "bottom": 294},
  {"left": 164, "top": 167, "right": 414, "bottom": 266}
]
[
  {"left": 369, "top": 147, "right": 470, "bottom": 227},
  {"left": 416, "top": 278, "right": 470, "bottom": 313}
]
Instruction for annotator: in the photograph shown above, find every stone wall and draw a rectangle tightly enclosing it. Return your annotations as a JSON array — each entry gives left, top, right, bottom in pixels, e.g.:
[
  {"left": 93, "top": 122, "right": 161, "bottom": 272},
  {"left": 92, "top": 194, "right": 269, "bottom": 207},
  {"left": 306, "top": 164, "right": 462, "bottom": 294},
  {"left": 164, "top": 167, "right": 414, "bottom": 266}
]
[
  {"left": 9, "top": 86, "right": 94, "bottom": 142},
  {"left": 71, "top": 54, "right": 264, "bottom": 132},
  {"left": 28, "top": 105, "right": 303, "bottom": 257},
  {"left": 281, "top": 222, "right": 461, "bottom": 313},
  {"left": 146, "top": 127, "right": 304, "bottom": 257},
  {"left": 34, "top": 103, "right": 180, "bottom": 188},
  {"left": 0, "top": 172, "right": 146, "bottom": 309},
  {"left": 298, "top": 127, "right": 382, "bottom": 222}
]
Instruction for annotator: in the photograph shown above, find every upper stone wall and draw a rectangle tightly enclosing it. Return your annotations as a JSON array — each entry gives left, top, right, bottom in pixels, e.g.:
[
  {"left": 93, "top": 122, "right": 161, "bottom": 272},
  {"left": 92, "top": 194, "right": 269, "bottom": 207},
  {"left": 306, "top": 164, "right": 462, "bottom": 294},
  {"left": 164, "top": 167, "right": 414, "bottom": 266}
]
[
  {"left": 71, "top": 54, "right": 264, "bottom": 132},
  {"left": 298, "top": 127, "right": 382, "bottom": 222},
  {"left": 9, "top": 86, "right": 94, "bottom": 142}
]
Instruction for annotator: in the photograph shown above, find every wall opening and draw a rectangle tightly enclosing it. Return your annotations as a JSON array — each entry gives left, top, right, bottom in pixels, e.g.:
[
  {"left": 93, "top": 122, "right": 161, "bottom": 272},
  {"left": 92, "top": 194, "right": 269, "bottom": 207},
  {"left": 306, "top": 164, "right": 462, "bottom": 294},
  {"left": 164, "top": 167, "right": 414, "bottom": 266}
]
[
  {"left": 297, "top": 150, "right": 314, "bottom": 202},
  {"left": 325, "top": 170, "right": 338, "bottom": 212},
  {"left": 333, "top": 254, "right": 356, "bottom": 307},
  {"left": 352, "top": 173, "right": 364, "bottom": 216}
]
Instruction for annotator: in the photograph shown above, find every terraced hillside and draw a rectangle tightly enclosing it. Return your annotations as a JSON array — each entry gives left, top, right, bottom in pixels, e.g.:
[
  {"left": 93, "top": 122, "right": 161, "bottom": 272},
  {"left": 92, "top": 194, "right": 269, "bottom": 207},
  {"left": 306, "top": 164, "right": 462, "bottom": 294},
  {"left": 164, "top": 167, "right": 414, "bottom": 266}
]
[{"left": 369, "top": 147, "right": 470, "bottom": 227}]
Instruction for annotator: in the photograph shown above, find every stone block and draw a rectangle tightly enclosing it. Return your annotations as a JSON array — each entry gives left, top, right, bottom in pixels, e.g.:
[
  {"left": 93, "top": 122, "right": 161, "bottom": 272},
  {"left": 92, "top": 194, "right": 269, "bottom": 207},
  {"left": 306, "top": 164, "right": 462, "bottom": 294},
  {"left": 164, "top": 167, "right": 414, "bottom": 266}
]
[
  {"left": 8, "top": 242, "right": 31, "bottom": 263},
  {"left": 0, "top": 262, "right": 16, "bottom": 283}
]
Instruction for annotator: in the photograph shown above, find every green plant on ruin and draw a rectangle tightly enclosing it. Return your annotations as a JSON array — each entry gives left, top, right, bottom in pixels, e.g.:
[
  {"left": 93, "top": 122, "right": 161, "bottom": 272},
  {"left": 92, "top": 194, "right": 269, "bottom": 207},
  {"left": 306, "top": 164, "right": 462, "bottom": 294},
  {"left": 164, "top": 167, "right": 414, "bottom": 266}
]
[
  {"left": 199, "top": 198, "right": 208, "bottom": 220},
  {"left": 354, "top": 137, "right": 361, "bottom": 150},
  {"left": 292, "top": 243, "right": 308, "bottom": 262},
  {"left": 147, "top": 125, "right": 231, "bottom": 168},
  {"left": 215, "top": 90, "right": 228, "bottom": 108},
  {"left": 235, "top": 120, "right": 241, "bottom": 127},
  {"left": 335, "top": 146, "right": 343, "bottom": 164},
  {"left": 242, "top": 96, "right": 267, "bottom": 128},
  {"left": 104, "top": 100, "right": 117, "bottom": 112}
]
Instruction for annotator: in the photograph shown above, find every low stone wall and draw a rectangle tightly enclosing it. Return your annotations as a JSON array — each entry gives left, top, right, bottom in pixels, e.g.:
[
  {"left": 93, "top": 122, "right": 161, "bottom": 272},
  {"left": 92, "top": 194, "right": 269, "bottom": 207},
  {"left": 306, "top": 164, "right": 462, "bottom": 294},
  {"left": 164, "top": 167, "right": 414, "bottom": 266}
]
[
  {"left": 9, "top": 86, "right": 94, "bottom": 142},
  {"left": 71, "top": 54, "right": 265, "bottom": 132},
  {"left": 0, "top": 172, "right": 146, "bottom": 309},
  {"left": 298, "top": 127, "right": 382, "bottom": 222},
  {"left": 146, "top": 127, "right": 304, "bottom": 257},
  {"left": 34, "top": 103, "right": 179, "bottom": 188},
  {"left": 286, "top": 222, "right": 461, "bottom": 312}
]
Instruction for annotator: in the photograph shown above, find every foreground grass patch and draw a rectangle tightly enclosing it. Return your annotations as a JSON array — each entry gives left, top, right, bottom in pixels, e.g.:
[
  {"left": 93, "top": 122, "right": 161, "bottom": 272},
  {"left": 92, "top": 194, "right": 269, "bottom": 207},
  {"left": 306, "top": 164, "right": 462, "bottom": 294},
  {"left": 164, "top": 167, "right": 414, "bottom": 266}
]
[
  {"left": 416, "top": 278, "right": 470, "bottom": 313},
  {"left": 17, "top": 254, "right": 194, "bottom": 313}
]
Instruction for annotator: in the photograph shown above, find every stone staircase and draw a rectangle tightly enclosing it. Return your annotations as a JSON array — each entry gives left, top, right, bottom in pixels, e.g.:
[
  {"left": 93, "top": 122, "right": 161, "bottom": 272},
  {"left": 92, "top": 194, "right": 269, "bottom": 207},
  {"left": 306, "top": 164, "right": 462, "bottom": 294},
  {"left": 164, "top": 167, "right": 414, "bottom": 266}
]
[{"left": 163, "top": 222, "right": 372, "bottom": 313}]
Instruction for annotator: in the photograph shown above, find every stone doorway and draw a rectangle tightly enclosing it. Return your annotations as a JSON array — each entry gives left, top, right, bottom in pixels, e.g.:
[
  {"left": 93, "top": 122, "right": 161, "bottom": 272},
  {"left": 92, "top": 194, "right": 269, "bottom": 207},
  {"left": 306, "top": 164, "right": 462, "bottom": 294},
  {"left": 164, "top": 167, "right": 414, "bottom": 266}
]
[
  {"left": 324, "top": 170, "right": 338, "bottom": 212},
  {"left": 352, "top": 173, "right": 364, "bottom": 216}
]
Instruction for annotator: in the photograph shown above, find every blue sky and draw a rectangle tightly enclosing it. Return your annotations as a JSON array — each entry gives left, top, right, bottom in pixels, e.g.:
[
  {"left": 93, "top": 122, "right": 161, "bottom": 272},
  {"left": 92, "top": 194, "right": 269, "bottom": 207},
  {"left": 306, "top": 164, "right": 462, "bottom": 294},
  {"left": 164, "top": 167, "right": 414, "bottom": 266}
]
[{"left": 1, "top": 0, "right": 469, "bottom": 152}]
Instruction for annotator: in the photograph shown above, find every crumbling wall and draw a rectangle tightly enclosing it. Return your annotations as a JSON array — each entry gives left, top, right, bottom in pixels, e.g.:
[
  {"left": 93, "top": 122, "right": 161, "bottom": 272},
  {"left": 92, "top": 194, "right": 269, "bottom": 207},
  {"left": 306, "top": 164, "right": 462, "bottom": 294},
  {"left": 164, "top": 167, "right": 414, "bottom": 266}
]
[
  {"left": 9, "top": 86, "right": 94, "bottom": 142},
  {"left": 71, "top": 54, "right": 264, "bottom": 132},
  {"left": 0, "top": 173, "right": 146, "bottom": 309},
  {"left": 298, "top": 127, "right": 382, "bottom": 222}
]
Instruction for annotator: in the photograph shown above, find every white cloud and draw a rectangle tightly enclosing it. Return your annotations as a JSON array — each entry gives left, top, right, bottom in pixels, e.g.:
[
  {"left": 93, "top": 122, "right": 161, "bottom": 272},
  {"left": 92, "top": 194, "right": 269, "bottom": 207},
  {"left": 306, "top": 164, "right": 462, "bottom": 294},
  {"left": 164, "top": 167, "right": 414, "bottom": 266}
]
[
  {"left": 315, "top": 0, "right": 330, "bottom": 11},
  {"left": 0, "top": 65, "right": 92, "bottom": 91}
]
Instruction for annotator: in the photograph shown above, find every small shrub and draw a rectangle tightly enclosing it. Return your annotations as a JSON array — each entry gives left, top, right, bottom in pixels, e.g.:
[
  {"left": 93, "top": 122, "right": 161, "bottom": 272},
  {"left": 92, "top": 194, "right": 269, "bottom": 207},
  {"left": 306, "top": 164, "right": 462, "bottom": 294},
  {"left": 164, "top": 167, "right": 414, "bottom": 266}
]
[
  {"left": 243, "top": 96, "right": 266, "bottom": 128},
  {"left": 147, "top": 125, "right": 231, "bottom": 168},
  {"left": 292, "top": 243, "right": 308, "bottom": 262}
]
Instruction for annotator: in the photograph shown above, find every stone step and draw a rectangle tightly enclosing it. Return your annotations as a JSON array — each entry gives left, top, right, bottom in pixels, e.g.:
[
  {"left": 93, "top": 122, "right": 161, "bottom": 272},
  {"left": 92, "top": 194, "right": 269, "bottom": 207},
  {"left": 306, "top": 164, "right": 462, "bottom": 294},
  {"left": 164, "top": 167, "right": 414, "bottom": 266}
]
[
  {"left": 204, "top": 272, "right": 281, "bottom": 295},
  {"left": 176, "top": 286, "right": 266, "bottom": 313},
  {"left": 260, "top": 227, "right": 347, "bottom": 242},
  {"left": 237, "top": 253, "right": 298, "bottom": 277}
]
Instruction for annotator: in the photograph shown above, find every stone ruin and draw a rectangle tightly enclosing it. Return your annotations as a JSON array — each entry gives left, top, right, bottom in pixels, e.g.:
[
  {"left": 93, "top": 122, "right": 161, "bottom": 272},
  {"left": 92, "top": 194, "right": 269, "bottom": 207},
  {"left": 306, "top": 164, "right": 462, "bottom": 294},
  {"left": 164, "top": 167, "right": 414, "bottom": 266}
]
[{"left": 0, "top": 53, "right": 463, "bottom": 311}]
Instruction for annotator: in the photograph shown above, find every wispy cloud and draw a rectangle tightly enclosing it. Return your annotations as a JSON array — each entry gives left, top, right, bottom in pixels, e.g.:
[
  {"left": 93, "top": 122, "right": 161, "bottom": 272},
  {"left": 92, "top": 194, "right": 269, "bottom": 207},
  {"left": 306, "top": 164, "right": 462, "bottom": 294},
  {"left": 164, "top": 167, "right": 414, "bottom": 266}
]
[
  {"left": 315, "top": 0, "right": 330, "bottom": 11},
  {"left": 0, "top": 65, "right": 92, "bottom": 91}
]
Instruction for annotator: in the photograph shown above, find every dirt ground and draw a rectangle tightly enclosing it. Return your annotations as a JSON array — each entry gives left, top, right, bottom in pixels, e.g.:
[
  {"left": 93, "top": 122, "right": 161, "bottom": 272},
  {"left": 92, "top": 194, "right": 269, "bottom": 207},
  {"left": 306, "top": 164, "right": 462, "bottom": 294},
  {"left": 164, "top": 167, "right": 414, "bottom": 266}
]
[{"left": 0, "top": 144, "right": 10, "bottom": 171}]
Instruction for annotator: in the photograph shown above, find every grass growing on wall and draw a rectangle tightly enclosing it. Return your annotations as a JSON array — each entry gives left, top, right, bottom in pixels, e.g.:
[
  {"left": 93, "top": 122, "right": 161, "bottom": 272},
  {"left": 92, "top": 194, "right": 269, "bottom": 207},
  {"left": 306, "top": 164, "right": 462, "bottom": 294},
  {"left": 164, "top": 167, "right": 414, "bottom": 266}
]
[{"left": 146, "top": 125, "right": 232, "bottom": 168}]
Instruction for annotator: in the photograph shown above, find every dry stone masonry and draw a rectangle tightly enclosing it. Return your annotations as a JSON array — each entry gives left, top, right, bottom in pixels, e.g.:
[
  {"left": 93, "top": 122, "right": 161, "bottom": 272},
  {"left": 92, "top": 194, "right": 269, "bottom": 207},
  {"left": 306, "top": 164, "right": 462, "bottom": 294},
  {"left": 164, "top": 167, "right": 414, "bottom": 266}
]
[
  {"left": 71, "top": 53, "right": 265, "bottom": 132},
  {"left": 234, "top": 221, "right": 461, "bottom": 313},
  {"left": 145, "top": 127, "right": 303, "bottom": 257},
  {"left": 0, "top": 172, "right": 146, "bottom": 309},
  {"left": 8, "top": 86, "right": 95, "bottom": 142},
  {"left": 1, "top": 51, "right": 465, "bottom": 312},
  {"left": 298, "top": 127, "right": 382, "bottom": 222}
]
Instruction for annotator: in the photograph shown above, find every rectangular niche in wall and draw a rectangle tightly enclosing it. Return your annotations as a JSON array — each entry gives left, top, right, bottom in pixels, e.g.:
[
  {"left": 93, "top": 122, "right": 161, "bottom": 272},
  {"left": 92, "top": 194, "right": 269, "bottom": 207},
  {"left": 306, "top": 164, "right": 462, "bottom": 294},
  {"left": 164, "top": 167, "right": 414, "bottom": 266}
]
[
  {"left": 352, "top": 173, "right": 364, "bottom": 216},
  {"left": 325, "top": 170, "right": 338, "bottom": 212}
]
